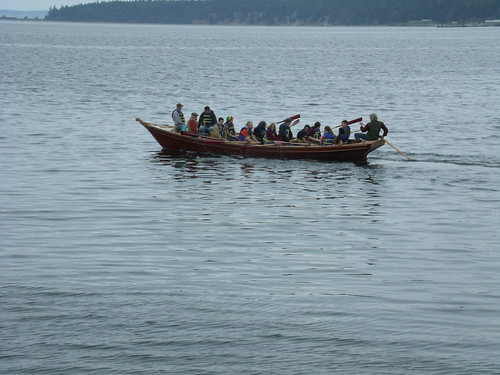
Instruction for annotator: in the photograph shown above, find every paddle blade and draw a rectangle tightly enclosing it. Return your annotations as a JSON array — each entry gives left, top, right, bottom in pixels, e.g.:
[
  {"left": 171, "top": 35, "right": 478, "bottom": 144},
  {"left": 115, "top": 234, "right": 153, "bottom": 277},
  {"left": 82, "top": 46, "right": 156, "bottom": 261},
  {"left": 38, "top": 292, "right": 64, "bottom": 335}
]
[
  {"left": 347, "top": 117, "right": 362, "bottom": 125},
  {"left": 291, "top": 119, "right": 300, "bottom": 127},
  {"left": 334, "top": 117, "right": 363, "bottom": 128},
  {"left": 278, "top": 114, "right": 301, "bottom": 123}
]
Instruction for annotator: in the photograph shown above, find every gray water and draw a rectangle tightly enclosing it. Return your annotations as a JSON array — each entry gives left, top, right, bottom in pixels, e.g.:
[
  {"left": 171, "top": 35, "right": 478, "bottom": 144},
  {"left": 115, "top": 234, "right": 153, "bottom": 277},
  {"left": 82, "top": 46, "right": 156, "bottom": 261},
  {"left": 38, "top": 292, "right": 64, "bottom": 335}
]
[{"left": 1, "top": 21, "right": 499, "bottom": 374}]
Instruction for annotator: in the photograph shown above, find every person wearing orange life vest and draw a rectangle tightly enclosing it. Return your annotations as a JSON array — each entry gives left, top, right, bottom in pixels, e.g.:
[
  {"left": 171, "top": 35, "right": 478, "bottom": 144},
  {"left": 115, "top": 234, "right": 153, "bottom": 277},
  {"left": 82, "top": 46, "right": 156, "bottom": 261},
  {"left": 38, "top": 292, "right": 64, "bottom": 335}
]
[{"left": 238, "top": 121, "right": 258, "bottom": 143}]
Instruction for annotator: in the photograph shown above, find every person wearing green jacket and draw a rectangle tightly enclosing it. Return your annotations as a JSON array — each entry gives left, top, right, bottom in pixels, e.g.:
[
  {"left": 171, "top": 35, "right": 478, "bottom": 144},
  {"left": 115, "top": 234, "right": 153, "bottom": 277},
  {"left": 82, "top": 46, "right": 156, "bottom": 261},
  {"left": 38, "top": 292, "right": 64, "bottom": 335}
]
[{"left": 355, "top": 113, "right": 388, "bottom": 141}]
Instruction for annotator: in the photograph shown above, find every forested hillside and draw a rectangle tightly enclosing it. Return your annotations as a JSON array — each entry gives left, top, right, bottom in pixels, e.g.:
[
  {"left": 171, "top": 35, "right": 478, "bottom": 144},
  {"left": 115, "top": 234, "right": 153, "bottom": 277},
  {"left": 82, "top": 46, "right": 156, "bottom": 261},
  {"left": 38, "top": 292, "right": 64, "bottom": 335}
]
[{"left": 45, "top": 0, "right": 500, "bottom": 25}]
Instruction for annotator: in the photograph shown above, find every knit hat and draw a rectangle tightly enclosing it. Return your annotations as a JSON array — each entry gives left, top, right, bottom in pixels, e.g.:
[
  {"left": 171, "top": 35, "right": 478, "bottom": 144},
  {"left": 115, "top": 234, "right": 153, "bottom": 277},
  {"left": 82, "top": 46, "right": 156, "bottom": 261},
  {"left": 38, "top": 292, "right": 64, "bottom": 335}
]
[{"left": 226, "top": 116, "right": 233, "bottom": 123}]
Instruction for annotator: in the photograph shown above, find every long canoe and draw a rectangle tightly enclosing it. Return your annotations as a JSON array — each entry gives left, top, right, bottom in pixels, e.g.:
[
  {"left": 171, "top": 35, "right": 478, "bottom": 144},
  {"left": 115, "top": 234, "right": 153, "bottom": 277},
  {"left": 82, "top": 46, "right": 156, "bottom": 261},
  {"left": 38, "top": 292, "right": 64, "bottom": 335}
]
[{"left": 136, "top": 118, "right": 384, "bottom": 162}]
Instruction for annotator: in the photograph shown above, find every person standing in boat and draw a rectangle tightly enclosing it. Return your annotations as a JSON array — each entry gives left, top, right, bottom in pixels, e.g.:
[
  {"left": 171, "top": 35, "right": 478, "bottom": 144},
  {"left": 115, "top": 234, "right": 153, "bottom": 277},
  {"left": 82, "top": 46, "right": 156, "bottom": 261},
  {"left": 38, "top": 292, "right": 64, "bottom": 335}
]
[
  {"left": 355, "top": 113, "right": 388, "bottom": 141},
  {"left": 321, "top": 126, "right": 336, "bottom": 145},
  {"left": 172, "top": 103, "right": 185, "bottom": 133},
  {"left": 279, "top": 118, "right": 294, "bottom": 142},
  {"left": 238, "top": 121, "right": 258, "bottom": 143},
  {"left": 223, "top": 116, "right": 237, "bottom": 141},
  {"left": 337, "top": 120, "right": 351, "bottom": 144},
  {"left": 198, "top": 106, "right": 217, "bottom": 136},
  {"left": 187, "top": 112, "right": 199, "bottom": 135},
  {"left": 253, "top": 121, "right": 267, "bottom": 144}
]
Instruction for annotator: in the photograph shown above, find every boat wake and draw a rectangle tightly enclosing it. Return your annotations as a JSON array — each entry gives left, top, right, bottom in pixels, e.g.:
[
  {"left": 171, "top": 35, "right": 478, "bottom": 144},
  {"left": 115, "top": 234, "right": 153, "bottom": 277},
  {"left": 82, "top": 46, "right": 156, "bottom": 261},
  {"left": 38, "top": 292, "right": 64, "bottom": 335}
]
[
  {"left": 409, "top": 153, "right": 499, "bottom": 169},
  {"left": 380, "top": 150, "right": 499, "bottom": 169}
]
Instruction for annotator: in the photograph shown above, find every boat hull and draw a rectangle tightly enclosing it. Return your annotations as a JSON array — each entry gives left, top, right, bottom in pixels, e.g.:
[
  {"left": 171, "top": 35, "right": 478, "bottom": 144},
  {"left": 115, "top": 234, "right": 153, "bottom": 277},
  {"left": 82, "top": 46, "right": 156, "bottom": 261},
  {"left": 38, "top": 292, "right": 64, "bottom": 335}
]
[{"left": 136, "top": 118, "right": 384, "bottom": 162}]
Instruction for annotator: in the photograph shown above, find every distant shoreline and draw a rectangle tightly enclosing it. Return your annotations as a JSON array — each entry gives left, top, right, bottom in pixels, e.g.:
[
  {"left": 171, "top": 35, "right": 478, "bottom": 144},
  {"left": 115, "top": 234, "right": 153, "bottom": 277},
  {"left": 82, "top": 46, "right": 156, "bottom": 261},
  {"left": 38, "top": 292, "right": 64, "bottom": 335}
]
[
  {"left": 3, "top": 18, "right": 500, "bottom": 28},
  {"left": 0, "top": 10, "right": 47, "bottom": 20}
]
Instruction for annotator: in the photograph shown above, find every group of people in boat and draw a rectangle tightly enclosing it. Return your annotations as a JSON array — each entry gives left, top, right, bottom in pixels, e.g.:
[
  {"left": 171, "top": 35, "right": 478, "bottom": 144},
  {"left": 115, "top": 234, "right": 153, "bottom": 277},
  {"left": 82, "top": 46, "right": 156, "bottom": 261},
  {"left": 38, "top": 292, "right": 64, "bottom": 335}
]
[{"left": 172, "top": 103, "right": 388, "bottom": 145}]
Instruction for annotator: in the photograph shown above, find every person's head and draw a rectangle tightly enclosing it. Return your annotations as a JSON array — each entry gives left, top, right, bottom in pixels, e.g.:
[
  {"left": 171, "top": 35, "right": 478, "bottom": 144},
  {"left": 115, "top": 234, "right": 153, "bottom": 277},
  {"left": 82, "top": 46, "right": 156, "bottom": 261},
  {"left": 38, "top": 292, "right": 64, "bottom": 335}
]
[
  {"left": 226, "top": 116, "right": 233, "bottom": 123},
  {"left": 369, "top": 113, "right": 378, "bottom": 121},
  {"left": 191, "top": 112, "right": 198, "bottom": 118},
  {"left": 176, "top": 103, "right": 183, "bottom": 109},
  {"left": 257, "top": 121, "right": 267, "bottom": 129},
  {"left": 313, "top": 121, "right": 321, "bottom": 128},
  {"left": 341, "top": 120, "right": 348, "bottom": 127},
  {"left": 284, "top": 118, "right": 292, "bottom": 126},
  {"left": 246, "top": 121, "right": 253, "bottom": 129},
  {"left": 303, "top": 124, "right": 311, "bottom": 131},
  {"left": 218, "top": 117, "right": 224, "bottom": 123},
  {"left": 324, "top": 126, "right": 333, "bottom": 134},
  {"left": 268, "top": 123, "right": 276, "bottom": 131},
  {"left": 204, "top": 106, "right": 211, "bottom": 112}
]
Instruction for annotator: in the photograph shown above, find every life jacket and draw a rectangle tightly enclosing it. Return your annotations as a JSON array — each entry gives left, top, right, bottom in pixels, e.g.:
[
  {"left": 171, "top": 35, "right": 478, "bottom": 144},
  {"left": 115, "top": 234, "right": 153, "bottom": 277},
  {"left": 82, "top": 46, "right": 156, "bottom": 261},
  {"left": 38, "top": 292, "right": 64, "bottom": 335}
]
[
  {"left": 263, "top": 129, "right": 279, "bottom": 144},
  {"left": 238, "top": 126, "right": 252, "bottom": 141},
  {"left": 279, "top": 124, "right": 293, "bottom": 142},
  {"left": 263, "top": 133, "right": 274, "bottom": 144},
  {"left": 339, "top": 126, "right": 351, "bottom": 141},
  {"left": 254, "top": 126, "right": 266, "bottom": 143},
  {"left": 171, "top": 109, "right": 185, "bottom": 124},
  {"left": 312, "top": 128, "right": 321, "bottom": 138},
  {"left": 296, "top": 129, "right": 308, "bottom": 140},
  {"left": 199, "top": 111, "right": 215, "bottom": 127},
  {"left": 223, "top": 122, "right": 236, "bottom": 139},
  {"left": 323, "top": 132, "right": 335, "bottom": 145}
]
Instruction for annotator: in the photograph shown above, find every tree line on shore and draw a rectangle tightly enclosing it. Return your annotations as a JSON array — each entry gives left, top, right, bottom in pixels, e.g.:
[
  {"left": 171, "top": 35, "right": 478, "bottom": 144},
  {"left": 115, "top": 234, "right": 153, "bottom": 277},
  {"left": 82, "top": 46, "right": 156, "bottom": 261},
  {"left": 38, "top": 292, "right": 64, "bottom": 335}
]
[{"left": 45, "top": 0, "right": 500, "bottom": 25}]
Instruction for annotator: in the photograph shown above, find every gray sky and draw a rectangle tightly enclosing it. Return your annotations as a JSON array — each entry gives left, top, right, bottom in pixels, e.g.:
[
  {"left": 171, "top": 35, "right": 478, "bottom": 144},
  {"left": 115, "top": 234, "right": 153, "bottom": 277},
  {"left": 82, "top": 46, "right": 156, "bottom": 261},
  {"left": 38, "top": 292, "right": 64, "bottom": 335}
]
[{"left": 0, "top": 1, "right": 103, "bottom": 11}]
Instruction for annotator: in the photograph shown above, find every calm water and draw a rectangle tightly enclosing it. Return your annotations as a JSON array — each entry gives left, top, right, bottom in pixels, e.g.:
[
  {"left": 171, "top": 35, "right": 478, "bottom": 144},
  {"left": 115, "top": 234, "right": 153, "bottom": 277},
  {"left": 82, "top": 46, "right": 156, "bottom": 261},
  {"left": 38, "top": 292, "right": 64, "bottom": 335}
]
[{"left": 1, "top": 21, "right": 499, "bottom": 374}]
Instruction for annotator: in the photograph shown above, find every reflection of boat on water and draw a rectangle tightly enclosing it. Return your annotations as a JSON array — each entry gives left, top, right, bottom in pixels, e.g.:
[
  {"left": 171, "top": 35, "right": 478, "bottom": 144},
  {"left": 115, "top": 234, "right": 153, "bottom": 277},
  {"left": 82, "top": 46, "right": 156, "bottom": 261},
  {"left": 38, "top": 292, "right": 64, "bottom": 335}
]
[{"left": 136, "top": 118, "right": 385, "bottom": 162}]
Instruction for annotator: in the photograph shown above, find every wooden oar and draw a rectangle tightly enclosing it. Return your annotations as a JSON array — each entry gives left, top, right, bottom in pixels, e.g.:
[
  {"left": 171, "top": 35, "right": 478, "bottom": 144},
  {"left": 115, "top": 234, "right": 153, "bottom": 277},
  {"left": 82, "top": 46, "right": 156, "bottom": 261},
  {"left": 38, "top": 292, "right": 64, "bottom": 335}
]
[
  {"left": 277, "top": 114, "right": 300, "bottom": 124},
  {"left": 333, "top": 117, "right": 363, "bottom": 129},
  {"left": 384, "top": 139, "right": 414, "bottom": 161}
]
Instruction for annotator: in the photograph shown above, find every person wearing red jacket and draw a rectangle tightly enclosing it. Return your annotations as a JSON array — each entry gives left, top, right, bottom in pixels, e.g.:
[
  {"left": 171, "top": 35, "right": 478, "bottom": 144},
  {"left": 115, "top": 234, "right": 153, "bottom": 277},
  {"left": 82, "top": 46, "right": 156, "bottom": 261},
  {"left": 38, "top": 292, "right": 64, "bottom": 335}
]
[
  {"left": 187, "top": 112, "right": 199, "bottom": 135},
  {"left": 263, "top": 123, "right": 281, "bottom": 144}
]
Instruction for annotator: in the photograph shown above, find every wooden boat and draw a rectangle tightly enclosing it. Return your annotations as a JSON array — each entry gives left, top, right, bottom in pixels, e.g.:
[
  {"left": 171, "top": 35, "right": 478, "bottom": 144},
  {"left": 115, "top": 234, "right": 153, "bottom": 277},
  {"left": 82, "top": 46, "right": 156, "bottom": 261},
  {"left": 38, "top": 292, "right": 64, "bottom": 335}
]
[{"left": 136, "top": 118, "right": 385, "bottom": 162}]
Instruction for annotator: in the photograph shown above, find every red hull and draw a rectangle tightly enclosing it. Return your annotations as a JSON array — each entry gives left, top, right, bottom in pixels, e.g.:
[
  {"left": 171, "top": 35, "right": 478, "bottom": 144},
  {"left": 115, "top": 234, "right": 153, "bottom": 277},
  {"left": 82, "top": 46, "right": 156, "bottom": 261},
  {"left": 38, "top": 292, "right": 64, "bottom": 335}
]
[{"left": 136, "top": 119, "right": 384, "bottom": 162}]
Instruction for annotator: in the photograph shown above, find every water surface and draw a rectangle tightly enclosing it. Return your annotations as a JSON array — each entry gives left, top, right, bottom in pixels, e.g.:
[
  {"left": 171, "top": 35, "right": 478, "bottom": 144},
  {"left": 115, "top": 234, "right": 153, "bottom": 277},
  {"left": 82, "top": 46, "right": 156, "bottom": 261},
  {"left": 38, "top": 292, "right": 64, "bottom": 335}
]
[{"left": 1, "top": 21, "right": 499, "bottom": 374}]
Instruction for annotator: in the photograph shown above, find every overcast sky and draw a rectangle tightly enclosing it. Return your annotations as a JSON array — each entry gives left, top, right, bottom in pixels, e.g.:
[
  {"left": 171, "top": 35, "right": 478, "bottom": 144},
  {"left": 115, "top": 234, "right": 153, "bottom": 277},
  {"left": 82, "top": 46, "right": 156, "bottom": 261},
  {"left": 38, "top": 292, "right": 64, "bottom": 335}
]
[{"left": 0, "top": 1, "right": 103, "bottom": 11}]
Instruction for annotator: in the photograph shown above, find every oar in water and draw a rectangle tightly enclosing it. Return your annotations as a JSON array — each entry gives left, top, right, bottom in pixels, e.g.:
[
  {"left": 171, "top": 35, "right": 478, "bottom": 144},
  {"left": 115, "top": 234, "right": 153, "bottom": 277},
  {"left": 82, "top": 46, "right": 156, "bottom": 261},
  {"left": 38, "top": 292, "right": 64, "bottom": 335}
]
[{"left": 384, "top": 139, "right": 414, "bottom": 161}]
